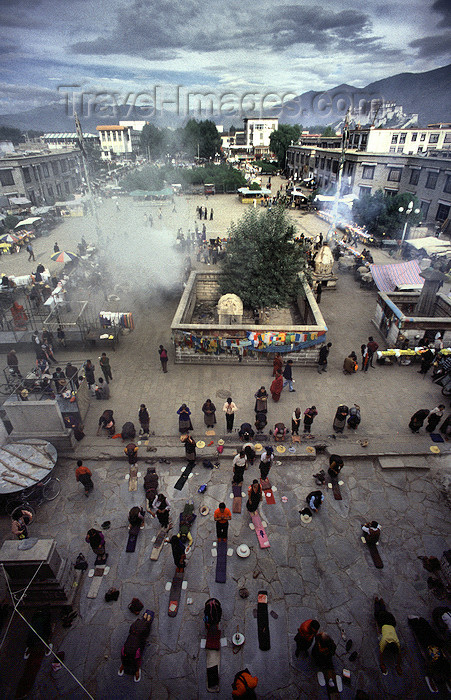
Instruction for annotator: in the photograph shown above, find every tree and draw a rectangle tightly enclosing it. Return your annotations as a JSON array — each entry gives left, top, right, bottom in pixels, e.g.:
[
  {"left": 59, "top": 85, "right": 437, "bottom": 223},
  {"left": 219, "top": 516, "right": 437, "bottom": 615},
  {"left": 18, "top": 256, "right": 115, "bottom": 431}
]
[
  {"left": 0, "top": 126, "right": 23, "bottom": 144},
  {"left": 322, "top": 126, "right": 336, "bottom": 137},
  {"left": 220, "top": 206, "right": 308, "bottom": 308},
  {"left": 181, "top": 119, "right": 222, "bottom": 160},
  {"left": 269, "top": 124, "right": 302, "bottom": 169},
  {"left": 140, "top": 123, "right": 164, "bottom": 159},
  {"left": 352, "top": 190, "right": 422, "bottom": 239}
]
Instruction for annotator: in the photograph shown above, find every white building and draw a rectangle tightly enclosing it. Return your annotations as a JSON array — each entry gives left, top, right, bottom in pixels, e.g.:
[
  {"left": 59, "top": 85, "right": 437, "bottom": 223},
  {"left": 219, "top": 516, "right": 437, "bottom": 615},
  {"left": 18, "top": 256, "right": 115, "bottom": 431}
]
[
  {"left": 243, "top": 118, "right": 278, "bottom": 156},
  {"left": 348, "top": 124, "right": 451, "bottom": 155},
  {"left": 43, "top": 133, "right": 99, "bottom": 151},
  {"left": 96, "top": 125, "right": 133, "bottom": 159}
]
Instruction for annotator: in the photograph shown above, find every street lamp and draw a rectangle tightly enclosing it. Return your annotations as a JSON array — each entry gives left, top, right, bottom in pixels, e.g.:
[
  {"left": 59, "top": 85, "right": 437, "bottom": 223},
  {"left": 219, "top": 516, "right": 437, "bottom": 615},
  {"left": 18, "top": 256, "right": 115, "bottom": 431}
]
[{"left": 399, "top": 200, "right": 420, "bottom": 246}]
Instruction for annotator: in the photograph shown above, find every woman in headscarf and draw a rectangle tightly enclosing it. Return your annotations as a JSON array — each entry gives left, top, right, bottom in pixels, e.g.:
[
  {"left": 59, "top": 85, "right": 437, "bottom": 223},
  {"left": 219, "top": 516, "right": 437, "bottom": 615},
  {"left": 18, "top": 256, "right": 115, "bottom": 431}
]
[
  {"left": 177, "top": 404, "right": 193, "bottom": 433},
  {"left": 254, "top": 387, "right": 268, "bottom": 414},
  {"left": 246, "top": 480, "right": 262, "bottom": 513},
  {"left": 202, "top": 399, "right": 217, "bottom": 429},
  {"left": 272, "top": 352, "right": 283, "bottom": 377}
]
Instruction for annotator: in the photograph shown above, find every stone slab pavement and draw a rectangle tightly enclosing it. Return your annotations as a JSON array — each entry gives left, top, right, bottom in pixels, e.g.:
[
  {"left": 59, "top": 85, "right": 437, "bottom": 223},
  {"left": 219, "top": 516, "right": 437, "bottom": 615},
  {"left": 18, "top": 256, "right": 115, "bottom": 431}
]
[{"left": 0, "top": 181, "right": 449, "bottom": 698}]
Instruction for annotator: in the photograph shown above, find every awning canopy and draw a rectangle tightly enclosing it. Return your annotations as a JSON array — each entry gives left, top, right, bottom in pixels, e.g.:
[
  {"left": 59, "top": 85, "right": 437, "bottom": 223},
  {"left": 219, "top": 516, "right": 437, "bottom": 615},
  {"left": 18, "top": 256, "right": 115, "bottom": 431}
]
[
  {"left": 314, "top": 194, "right": 357, "bottom": 203},
  {"left": 370, "top": 260, "right": 424, "bottom": 292},
  {"left": 15, "top": 217, "right": 41, "bottom": 228},
  {"left": 9, "top": 197, "right": 31, "bottom": 205}
]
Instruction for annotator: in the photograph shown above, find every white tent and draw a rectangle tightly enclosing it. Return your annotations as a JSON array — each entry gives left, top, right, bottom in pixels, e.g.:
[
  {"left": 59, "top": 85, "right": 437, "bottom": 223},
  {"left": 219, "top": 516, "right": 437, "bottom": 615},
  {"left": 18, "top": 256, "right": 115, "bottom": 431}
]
[
  {"left": 15, "top": 217, "right": 41, "bottom": 228},
  {"left": 406, "top": 237, "right": 451, "bottom": 255}
]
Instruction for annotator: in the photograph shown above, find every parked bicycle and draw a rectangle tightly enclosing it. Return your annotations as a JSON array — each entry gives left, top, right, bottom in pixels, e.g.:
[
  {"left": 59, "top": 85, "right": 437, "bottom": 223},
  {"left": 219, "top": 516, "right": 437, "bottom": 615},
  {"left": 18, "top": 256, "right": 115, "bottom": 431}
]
[{"left": 5, "top": 475, "right": 61, "bottom": 517}]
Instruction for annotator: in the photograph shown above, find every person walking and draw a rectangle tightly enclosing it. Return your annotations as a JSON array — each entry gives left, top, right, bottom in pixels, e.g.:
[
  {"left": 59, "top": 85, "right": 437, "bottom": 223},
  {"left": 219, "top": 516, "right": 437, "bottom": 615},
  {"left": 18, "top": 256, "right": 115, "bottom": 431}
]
[
  {"left": 159, "top": 345, "right": 168, "bottom": 373},
  {"left": 270, "top": 371, "right": 283, "bottom": 402},
  {"left": 177, "top": 404, "right": 193, "bottom": 433},
  {"left": 292, "top": 407, "right": 301, "bottom": 435},
  {"left": 138, "top": 404, "right": 150, "bottom": 435},
  {"left": 214, "top": 502, "right": 231, "bottom": 540},
  {"left": 246, "top": 480, "right": 262, "bottom": 513},
  {"left": 282, "top": 359, "right": 296, "bottom": 392},
  {"left": 75, "top": 460, "right": 94, "bottom": 497},
  {"left": 317, "top": 343, "right": 332, "bottom": 373},
  {"left": 26, "top": 243, "right": 35, "bottom": 261},
  {"left": 426, "top": 404, "right": 445, "bottom": 433},
  {"left": 7, "top": 349, "right": 22, "bottom": 378},
  {"left": 303, "top": 406, "right": 318, "bottom": 433},
  {"left": 259, "top": 446, "right": 274, "bottom": 481},
  {"left": 272, "top": 352, "right": 283, "bottom": 377},
  {"left": 99, "top": 353, "right": 112, "bottom": 383},
  {"left": 294, "top": 619, "right": 320, "bottom": 657},
  {"left": 152, "top": 494, "right": 171, "bottom": 529},
  {"left": 202, "top": 399, "right": 217, "bottom": 429},
  {"left": 361, "top": 344, "right": 369, "bottom": 372},
  {"left": 223, "top": 397, "right": 238, "bottom": 433}
]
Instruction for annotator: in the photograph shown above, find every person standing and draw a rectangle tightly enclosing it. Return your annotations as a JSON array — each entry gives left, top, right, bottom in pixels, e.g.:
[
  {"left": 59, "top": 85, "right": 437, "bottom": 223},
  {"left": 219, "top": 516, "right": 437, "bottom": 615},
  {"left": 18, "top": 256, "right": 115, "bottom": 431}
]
[
  {"left": 317, "top": 343, "right": 332, "bottom": 373},
  {"left": 361, "top": 344, "right": 369, "bottom": 372},
  {"left": 85, "top": 528, "right": 106, "bottom": 562},
  {"left": 418, "top": 346, "right": 435, "bottom": 375},
  {"left": 294, "top": 619, "right": 320, "bottom": 657},
  {"left": 303, "top": 406, "right": 318, "bottom": 433},
  {"left": 181, "top": 433, "right": 196, "bottom": 464},
  {"left": 11, "top": 509, "right": 33, "bottom": 539},
  {"left": 99, "top": 353, "right": 112, "bottom": 383},
  {"left": 232, "top": 450, "right": 247, "bottom": 484},
  {"left": 84, "top": 359, "right": 95, "bottom": 388},
  {"left": 159, "top": 345, "right": 168, "bottom": 373},
  {"left": 7, "top": 349, "right": 22, "bottom": 378},
  {"left": 53, "top": 242, "right": 60, "bottom": 253},
  {"left": 254, "top": 387, "right": 268, "bottom": 414},
  {"left": 152, "top": 494, "right": 171, "bottom": 529},
  {"left": 292, "top": 407, "right": 301, "bottom": 435},
  {"left": 426, "top": 404, "right": 445, "bottom": 433},
  {"left": 333, "top": 405, "right": 348, "bottom": 433},
  {"left": 177, "top": 404, "right": 193, "bottom": 433},
  {"left": 270, "top": 371, "right": 283, "bottom": 402},
  {"left": 223, "top": 397, "right": 238, "bottom": 433},
  {"left": 367, "top": 336, "right": 379, "bottom": 367},
  {"left": 210, "top": 208, "right": 214, "bottom": 221},
  {"left": 259, "top": 446, "right": 274, "bottom": 481},
  {"left": 138, "top": 404, "right": 150, "bottom": 435},
  {"left": 75, "top": 460, "right": 94, "bottom": 496},
  {"left": 202, "top": 399, "right": 217, "bottom": 429},
  {"left": 282, "top": 359, "right": 296, "bottom": 392},
  {"left": 214, "top": 502, "right": 231, "bottom": 540}
]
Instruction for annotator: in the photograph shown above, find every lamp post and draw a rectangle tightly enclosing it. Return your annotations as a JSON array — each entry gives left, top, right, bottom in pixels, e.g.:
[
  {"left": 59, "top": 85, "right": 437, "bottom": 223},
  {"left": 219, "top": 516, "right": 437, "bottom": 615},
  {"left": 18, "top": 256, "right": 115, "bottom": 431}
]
[{"left": 399, "top": 200, "right": 420, "bottom": 247}]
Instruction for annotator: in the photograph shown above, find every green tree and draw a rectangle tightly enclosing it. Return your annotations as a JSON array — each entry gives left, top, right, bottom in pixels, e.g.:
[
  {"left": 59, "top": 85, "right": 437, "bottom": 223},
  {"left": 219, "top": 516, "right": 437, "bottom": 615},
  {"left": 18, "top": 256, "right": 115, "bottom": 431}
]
[
  {"left": 322, "top": 126, "right": 336, "bottom": 137},
  {"left": 220, "top": 206, "right": 308, "bottom": 308},
  {"left": 0, "top": 126, "right": 23, "bottom": 144},
  {"left": 181, "top": 119, "right": 222, "bottom": 160},
  {"left": 269, "top": 124, "right": 302, "bottom": 168},
  {"left": 352, "top": 190, "right": 421, "bottom": 239},
  {"left": 120, "top": 166, "right": 166, "bottom": 192},
  {"left": 140, "top": 123, "right": 164, "bottom": 159}
]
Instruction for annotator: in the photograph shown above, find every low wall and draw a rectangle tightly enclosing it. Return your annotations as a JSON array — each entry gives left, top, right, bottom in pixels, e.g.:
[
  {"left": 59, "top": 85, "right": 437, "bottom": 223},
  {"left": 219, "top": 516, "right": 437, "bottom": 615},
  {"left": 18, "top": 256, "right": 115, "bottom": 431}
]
[
  {"left": 373, "top": 292, "right": 451, "bottom": 347},
  {"left": 171, "top": 271, "right": 328, "bottom": 365}
]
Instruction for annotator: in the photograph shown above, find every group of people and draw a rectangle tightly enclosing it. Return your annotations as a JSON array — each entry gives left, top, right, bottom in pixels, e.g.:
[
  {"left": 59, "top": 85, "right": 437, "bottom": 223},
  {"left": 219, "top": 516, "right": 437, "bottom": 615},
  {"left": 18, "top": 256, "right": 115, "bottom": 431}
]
[{"left": 409, "top": 404, "right": 448, "bottom": 434}]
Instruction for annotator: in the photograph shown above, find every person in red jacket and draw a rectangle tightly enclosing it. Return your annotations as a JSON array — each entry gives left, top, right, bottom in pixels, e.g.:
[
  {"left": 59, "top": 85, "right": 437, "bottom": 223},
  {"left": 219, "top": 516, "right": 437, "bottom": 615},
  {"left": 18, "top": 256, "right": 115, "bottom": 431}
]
[
  {"left": 294, "top": 619, "right": 320, "bottom": 657},
  {"left": 75, "top": 460, "right": 94, "bottom": 496},
  {"left": 367, "top": 336, "right": 379, "bottom": 368}
]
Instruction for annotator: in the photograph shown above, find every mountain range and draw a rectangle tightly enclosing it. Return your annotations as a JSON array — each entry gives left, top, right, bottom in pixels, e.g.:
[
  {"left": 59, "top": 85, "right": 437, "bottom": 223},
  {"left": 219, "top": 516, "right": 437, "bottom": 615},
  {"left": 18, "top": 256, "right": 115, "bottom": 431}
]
[{"left": 0, "top": 64, "right": 449, "bottom": 133}]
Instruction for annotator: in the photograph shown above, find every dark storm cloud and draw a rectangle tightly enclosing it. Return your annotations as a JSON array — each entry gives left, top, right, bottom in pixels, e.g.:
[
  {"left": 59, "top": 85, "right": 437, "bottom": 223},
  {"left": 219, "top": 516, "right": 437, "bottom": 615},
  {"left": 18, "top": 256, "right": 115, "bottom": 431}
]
[
  {"left": 409, "top": 34, "right": 451, "bottom": 59},
  {"left": 432, "top": 0, "right": 451, "bottom": 28},
  {"left": 269, "top": 6, "right": 372, "bottom": 49}
]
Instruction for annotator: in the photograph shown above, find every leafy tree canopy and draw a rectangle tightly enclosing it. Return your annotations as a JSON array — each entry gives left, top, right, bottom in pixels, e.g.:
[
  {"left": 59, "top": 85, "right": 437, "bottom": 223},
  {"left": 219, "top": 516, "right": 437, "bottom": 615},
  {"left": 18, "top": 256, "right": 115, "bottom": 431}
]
[
  {"left": 269, "top": 124, "right": 302, "bottom": 168},
  {"left": 254, "top": 159, "right": 278, "bottom": 174},
  {"left": 352, "top": 190, "right": 422, "bottom": 239},
  {"left": 182, "top": 119, "right": 222, "bottom": 160},
  {"left": 220, "top": 206, "right": 308, "bottom": 308},
  {"left": 140, "top": 123, "right": 164, "bottom": 158},
  {"left": 120, "top": 166, "right": 166, "bottom": 192}
]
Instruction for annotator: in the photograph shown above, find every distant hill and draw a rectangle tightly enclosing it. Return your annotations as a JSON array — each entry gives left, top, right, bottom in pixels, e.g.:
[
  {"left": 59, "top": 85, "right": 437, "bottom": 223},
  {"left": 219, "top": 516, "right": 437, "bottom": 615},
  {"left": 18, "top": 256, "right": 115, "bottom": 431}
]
[{"left": 0, "top": 64, "right": 449, "bottom": 132}]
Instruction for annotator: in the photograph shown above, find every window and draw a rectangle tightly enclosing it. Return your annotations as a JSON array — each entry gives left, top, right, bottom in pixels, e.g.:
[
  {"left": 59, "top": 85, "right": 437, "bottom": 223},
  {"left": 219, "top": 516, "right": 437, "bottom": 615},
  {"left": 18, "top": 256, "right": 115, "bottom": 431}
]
[
  {"left": 51, "top": 161, "right": 59, "bottom": 176},
  {"left": 391, "top": 134, "right": 398, "bottom": 144},
  {"left": 417, "top": 147, "right": 423, "bottom": 153},
  {"left": 444, "top": 133, "right": 451, "bottom": 143},
  {"left": 332, "top": 160, "right": 338, "bottom": 174},
  {"left": 420, "top": 133, "right": 426, "bottom": 141},
  {"left": 387, "top": 168, "right": 402, "bottom": 182},
  {"left": 326, "top": 159, "right": 331, "bottom": 170},
  {"left": 411, "top": 133, "right": 417, "bottom": 142},
  {"left": 320, "top": 158, "right": 325, "bottom": 169},
  {"left": 429, "top": 133, "right": 439, "bottom": 144},
  {"left": 64, "top": 181, "right": 70, "bottom": 193},
  {"left": 436, "top": 203, "right": 450, "bottom": 222},
  {"left": 347, "top": 162, "right": 354, "bottom": 176},
  {"left": 409, "top": 169, "right": 420, "bottom": 185},
  {"left": 0, "top": 169, "right": 14, "bottom": 186},
  {"left": 399, "top": 133, "right": 406, "bottom": 144},
  {"left": 397, "top": 147, "right": 404, "bottom": 153},
  {"left": 22, "top": 167, "right": 31, "bottom": 183},
  {"left": 362, "top": 165, "right": 375, "bottom": 179},
  {"left": 42, "top": 163, "right": 49, "bottom": 177},
  {"left": 389, "top": 147, "right": 396, "bottom": 153},
  {"left": 315, "top": 157, "right": 319, "bottom": 167},
  {"left": 60, "top": 159, "right": 68, "bottom": 173},
  {"left": 425, "top": 171, "right": 438, "bottom": 189},
  {"left": 419, "top": 200, "right": 430, "bottom": 218},
  {"left": 444, "top": 174, "right": 451, "bottom": 194},
  {"left": 359, "top": 186, "right": 371, "bottom": 197},
  {"left": 56, "top": 184, "right": 62, "bottom": 197},
  {"left": 384, "top": 189, "right": 397, "bottom": 197},
  {"left": 47, "top": 185, "right": 54, "bottom": 197}
]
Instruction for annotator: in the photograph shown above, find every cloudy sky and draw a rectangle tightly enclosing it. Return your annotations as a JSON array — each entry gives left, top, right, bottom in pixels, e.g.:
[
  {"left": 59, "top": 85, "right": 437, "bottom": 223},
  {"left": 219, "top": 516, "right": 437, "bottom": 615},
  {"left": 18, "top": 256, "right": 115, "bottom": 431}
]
[{"left": 0, "top": 0, "right": 450, "bottom": 117}]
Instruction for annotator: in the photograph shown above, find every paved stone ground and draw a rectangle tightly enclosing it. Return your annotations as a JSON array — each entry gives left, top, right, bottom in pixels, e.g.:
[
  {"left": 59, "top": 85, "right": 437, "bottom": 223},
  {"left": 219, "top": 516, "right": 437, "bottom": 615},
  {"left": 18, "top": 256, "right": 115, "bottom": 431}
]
[{"left": 0, "top": 180, "right": 449, "bottom": 699}]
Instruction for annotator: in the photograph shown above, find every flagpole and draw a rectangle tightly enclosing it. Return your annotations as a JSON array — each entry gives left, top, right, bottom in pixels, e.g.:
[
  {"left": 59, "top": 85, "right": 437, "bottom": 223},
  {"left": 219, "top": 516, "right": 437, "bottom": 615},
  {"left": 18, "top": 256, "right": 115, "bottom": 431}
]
[{"left": 74, "top": 111, "right": 101, "bottom": 241}]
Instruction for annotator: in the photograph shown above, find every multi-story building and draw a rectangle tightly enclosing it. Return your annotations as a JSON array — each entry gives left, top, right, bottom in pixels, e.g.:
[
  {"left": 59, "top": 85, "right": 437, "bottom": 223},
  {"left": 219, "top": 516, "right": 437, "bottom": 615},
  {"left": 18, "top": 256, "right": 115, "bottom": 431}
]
[
  {"left": 346, "top": 124, "right": 451, "bottom": 155},
  {"left": 0, "top": 150, "right": 82, "bottom": 207},
  {"left": 43, "top": 133, "right": 99, "bottom": 151},
  {"left": 243, "top": 118, "right": 278, "bottom": 156},
  {"left": 96, "top": 125, "right": 133, "bottom": 159},
  {"left": 286, "top": 144, "right": 451, "bottom": 226}
]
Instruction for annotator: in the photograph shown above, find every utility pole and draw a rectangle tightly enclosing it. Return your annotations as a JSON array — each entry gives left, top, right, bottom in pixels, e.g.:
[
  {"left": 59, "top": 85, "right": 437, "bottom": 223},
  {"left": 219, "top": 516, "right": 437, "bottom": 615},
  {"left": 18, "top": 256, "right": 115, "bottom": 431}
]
[
  {"left": 74, "top": 111, "right": 101, "bottom": 240},
  {"left": 326, "top": 109, "right": 350, "bottom": 243}
]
